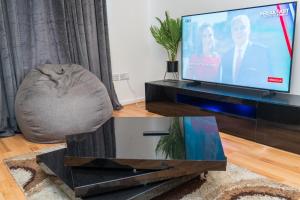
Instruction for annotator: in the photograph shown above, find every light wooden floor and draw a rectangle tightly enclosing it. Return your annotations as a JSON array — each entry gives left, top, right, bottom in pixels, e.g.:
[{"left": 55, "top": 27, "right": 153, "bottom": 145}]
[{"left": 1, "top": 102, "right": 300, "bottom": 200}]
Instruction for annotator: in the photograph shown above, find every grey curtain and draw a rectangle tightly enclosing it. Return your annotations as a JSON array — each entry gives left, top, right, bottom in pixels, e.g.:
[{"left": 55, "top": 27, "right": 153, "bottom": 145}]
[{"left": 0, "top": 0, "right": 122, "bottom": 136}]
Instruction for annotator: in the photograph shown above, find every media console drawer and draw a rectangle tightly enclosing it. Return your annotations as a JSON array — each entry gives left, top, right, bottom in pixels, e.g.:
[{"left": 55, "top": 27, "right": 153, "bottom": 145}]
[
  {"left": 257, "top": 103, "right": 300, "bottom": 125},
  {"left": 256, "top": 120, "right": 300, "bottom": 154}
]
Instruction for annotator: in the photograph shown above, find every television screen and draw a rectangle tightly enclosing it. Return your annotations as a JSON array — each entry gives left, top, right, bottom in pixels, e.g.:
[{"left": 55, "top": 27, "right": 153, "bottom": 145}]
[{"left": 182, "top": 2, "right": 297, "bottom": 92}]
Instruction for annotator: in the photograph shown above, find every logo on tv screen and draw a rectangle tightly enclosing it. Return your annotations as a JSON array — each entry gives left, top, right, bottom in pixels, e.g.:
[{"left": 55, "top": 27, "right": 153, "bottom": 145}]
[{"left": 260, "top": 8, "right": 289, "bottom": 17}]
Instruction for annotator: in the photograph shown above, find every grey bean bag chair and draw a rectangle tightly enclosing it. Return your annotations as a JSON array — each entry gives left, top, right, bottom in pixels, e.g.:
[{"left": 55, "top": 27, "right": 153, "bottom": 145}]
[{"left": 15, "top": 64, "right": 113, "bottom": 143}]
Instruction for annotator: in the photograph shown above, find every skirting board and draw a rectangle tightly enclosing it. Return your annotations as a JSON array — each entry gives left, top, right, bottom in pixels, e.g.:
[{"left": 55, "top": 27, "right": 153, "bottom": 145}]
[{"left": 119, "top": 97, "right": 145, "bottom": 105}]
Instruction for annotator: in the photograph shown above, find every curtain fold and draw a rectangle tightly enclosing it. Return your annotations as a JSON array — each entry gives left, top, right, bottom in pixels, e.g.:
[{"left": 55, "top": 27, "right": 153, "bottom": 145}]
[
  {"left": 64, "top": 0, "right": 121, "bottom": 110},
  {"left": 0, "top": 0, "right": 122, "bottom": 136}
]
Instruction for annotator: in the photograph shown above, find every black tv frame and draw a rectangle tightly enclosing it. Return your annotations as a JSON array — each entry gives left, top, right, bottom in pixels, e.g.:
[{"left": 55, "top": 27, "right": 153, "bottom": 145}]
[{"left": 181, "top": 1, "right": 297, "bottom": 93}]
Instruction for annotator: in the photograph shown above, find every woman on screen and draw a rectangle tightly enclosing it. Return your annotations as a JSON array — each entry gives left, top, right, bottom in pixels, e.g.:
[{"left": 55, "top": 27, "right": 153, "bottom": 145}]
[{"left": 187, "top": 24, "right": 221, "bottom": 82}]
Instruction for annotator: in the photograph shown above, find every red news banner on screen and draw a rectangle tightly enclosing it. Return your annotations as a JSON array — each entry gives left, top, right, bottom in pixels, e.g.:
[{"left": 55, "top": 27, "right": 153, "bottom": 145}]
[{"left": 268, "top": 77, "right": 284, "bottom": 83}]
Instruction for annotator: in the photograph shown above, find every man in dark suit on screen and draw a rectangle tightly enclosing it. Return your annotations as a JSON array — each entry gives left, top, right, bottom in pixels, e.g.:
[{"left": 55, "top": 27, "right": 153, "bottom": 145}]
[{"left": 221, "top": 15, "right": 270, "bottom": 87}]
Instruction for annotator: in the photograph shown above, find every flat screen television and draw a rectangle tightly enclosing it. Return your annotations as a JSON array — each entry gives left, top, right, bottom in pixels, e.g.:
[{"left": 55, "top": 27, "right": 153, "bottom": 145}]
[{"left": 181, "top": 2, "right": 297, "bottom": 92}]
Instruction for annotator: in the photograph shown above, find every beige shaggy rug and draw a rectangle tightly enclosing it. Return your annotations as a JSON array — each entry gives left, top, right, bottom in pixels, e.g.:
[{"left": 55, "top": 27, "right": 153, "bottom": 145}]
[{"left": 4, "top": 148, "right": 300, "bottom": 200}]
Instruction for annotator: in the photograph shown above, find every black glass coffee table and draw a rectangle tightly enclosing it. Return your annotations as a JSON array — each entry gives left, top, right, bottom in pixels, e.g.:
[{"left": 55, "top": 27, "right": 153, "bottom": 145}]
[{"left": 37, "top": 116, "right": 227, "bottom": 199}]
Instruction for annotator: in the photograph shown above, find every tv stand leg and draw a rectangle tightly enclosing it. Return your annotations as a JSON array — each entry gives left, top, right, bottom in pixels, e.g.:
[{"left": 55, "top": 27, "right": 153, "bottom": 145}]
[
  {"left": 262, "top": 91, "right": 276, "bottom": 97},
  {"left": 186, "top": 81, "right": 202, "bottom": 87}
]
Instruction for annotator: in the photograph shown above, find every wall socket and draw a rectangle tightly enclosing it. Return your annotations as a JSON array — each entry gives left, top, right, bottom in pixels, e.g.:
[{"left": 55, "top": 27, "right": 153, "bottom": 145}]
[{"left": 113, "top": 73, "right": 130, "bottom": 81}]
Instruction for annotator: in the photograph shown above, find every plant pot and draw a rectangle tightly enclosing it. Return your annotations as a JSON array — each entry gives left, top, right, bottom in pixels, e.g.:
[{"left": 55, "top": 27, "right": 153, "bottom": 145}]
[{"left": 167, "top": 61, "right": 178, "bottom": 72}]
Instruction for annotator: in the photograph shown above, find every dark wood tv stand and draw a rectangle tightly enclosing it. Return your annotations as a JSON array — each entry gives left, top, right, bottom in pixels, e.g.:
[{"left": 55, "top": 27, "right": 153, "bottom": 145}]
[{"left": 145, "top": 80, "right": 300, "bottom": 154}]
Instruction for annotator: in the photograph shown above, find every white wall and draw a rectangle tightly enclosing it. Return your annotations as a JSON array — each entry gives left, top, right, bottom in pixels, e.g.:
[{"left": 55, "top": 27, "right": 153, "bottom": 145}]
[
  {"left": 108, "top": 0, "right": 300, "bottom": 104},
  {"left": 107, "top": 0, "right": 153, "bottom": 105}
]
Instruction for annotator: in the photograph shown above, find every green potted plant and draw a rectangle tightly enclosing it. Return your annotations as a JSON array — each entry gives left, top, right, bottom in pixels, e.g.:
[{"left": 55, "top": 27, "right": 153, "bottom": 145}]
[{"left": 150, "top": 11, "right": 182, "bottom": 74}]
